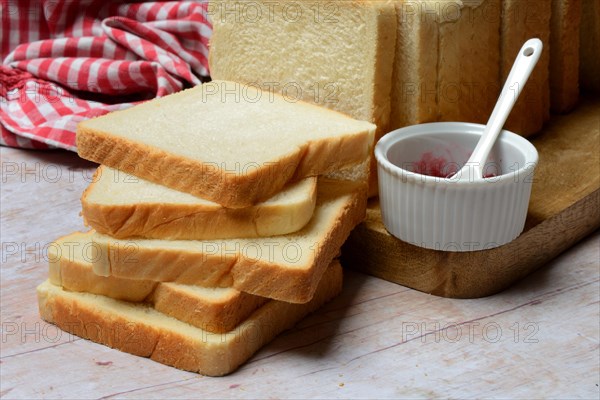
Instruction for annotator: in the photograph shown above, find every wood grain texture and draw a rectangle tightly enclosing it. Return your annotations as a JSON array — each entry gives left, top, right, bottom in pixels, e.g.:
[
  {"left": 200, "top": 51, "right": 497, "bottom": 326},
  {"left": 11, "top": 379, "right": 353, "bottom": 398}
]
[{"left": 343, "top": 96, "right": 600, "bottom": 298}]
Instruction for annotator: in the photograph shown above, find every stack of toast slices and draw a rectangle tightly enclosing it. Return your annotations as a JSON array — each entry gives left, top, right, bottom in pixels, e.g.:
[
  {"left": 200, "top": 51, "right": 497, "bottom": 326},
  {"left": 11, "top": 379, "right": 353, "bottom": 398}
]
[{"left": 37, "top": 80, "right": 376, "bottom": 376}]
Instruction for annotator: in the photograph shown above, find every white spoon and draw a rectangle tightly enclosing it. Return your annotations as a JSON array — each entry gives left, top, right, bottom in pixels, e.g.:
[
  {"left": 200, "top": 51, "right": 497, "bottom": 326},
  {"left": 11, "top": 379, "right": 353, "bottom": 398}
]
[{"left": 455, "top": 38, "right": 543, "bottom": 181}]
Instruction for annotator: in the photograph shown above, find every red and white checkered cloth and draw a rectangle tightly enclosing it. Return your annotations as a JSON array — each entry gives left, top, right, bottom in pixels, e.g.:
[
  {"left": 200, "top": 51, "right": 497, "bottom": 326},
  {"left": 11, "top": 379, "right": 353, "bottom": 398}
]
[{"left": 0, "top": 0, "right": 211, "bottom": 150}]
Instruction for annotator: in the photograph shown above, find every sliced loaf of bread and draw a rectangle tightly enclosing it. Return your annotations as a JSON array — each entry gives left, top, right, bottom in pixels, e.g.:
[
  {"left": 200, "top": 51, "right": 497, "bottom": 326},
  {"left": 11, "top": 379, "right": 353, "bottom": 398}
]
[
  {"left": 501, "top": 0, "right": 551, "bottom": 136},
  {"left": 391, "top": 0, "right": 502, "bottom": 128},
  {"left": 76, "top": 80, "right": 375, "bottom": 208},
  {"left": 209, "top": 0, "right": 396, "bottom": 136},
  {"left": 436, "top": 0, "right": 501, "bottom": 124},
  {"left": 82, "top": 166, "right": 317, "bottom": 239},
  {"left": 391, "top": 0, "right": 439, "bottom": 129},
  {"left": 208, "top": 0, "right": 396, "bottom": 196},
  {"left": 49, "top": 231, "right": 267, "bottom": 333},
  {"left": 90, "top": 179, "right": 366, "bottom": 303},
  {"left": 550, "top": 0, "right": 582, "bottom": 113},
  {"left": 579, "top": 0, "right": 600, "bottom": 93},
  {"left": 37, "top": 260, "right": 343, "bottom": 376}
]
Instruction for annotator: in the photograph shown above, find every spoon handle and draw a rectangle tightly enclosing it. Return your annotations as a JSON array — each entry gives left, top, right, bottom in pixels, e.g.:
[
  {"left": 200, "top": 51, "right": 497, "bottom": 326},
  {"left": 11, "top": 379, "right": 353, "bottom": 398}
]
[{"left": 468, "top": 38, "right": 543, "bottom": 170}]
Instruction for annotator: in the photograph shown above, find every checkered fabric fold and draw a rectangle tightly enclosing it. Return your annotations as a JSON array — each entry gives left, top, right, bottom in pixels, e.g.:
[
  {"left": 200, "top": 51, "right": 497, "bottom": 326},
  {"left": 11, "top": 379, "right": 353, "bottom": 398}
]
[{"left": 0, "top": 0, "right": 211, "bottom": 150}]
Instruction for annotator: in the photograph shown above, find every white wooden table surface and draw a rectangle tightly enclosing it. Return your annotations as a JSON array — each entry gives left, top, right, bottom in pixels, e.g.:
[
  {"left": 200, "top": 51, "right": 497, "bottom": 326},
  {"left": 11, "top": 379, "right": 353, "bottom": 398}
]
[{"left": 1, "top": 146, "right": 599, "bottom": 399}]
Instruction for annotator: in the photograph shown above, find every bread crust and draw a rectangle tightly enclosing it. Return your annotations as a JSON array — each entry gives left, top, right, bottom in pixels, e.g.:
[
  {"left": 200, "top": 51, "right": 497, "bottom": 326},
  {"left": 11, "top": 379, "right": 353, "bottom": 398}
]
[
  {"left": 76, "top": 83, "right": 374, "bottom": 209},
  {"left": 91, "top": 180, "right": 367, "bottom": 303},
  {"left": 208, "top": 2, "right": 393, "bottom": 198},
  {"left": 53, "top": 257, "right": 158, "bottom": 302},
  {"left": 392, "top": 0, "right": 502, "bottom": 128},
  {"left": 550, "top": 0, "right": 583, "bottom": 113},
  {"left": 49, "top": 231, "right": 269, "bottom": 333},
  {"left": 580, "top": 0, "right": 600, "bottom": 93},
  {"left": 391, "top": 0, "right": 439, "bottom": 129},
  {"left": 153, "top": 283, "right": 268, "bottom": 334},
  {"left": 76, "top": 125, "right": 297, "bottom": 209},
  {"left": 501, "top": 0, "right": 551, "bottom": 136},
  {"left": 81, "top": 166, "right": 318, "bottom": 240},
  {"left": 437, "top": 0, "right": 501, "bottom": 124},
  {"left": 37, "top": 261, "right": 342, "bottom": 376}
]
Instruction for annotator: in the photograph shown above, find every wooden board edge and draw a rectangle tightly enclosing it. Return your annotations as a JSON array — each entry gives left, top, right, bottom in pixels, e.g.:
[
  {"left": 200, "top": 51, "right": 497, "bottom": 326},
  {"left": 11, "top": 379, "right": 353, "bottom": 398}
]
[{"left": 341, "top": 188, "right": 600, "bottom": 298}]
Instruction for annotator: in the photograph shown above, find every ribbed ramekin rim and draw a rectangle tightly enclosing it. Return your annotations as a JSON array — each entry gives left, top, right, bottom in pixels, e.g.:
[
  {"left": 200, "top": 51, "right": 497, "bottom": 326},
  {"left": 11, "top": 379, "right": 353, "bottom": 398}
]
[{"left": 375, "top": 122, "right": 539, "bottom": 187}]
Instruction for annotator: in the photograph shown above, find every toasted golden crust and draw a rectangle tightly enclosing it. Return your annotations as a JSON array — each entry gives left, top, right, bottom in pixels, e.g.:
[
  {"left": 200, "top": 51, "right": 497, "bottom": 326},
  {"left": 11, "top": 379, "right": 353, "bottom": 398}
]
[
  {"left": 37, "top": 261, "right": 343, "bottom": 376},
  {"left": 152, "top": 284, "right": 267, "bottom": 333}
]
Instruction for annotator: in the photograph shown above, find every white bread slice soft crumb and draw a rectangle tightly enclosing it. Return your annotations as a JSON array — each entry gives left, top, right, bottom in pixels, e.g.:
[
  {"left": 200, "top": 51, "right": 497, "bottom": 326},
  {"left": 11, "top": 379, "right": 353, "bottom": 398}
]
[
  {"left": 208, "top": 0, "right": 396, "bottom": 197},
  {"left": 501, "top": 0, "right": 551, "bottom": 136},
  {"left": 209, "top": 0, "right": 396, "bottom": 137},
  {"left": 550, "top": 0, "right": 582, "bottom": 113},
  {"left": 76, "top": 81, "right": 375, "bottom": 208},
  {"left": 48, "top": 231, "right": 267, "bottom": 333},
  {"left": 37, "top": 260, "right": 343, "bottom": 376},
  {"left": 579, "top": 0, "right": 600, "bottom": 93},
  {"left": 81, "top": 166, "right": 317, "bottom": 240},
  {"left": 90, "top": 179, "right": 366, "bottom": 304},
  {"left": 391, "top": 0, "right": 501, "bottom": 129}
]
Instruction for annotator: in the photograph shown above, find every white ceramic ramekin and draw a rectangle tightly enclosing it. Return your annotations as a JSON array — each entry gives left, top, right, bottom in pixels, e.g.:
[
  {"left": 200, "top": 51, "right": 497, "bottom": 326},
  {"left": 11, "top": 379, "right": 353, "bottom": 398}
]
[{"left": 376, "top": 122, "right": 538, "bottom": 252}]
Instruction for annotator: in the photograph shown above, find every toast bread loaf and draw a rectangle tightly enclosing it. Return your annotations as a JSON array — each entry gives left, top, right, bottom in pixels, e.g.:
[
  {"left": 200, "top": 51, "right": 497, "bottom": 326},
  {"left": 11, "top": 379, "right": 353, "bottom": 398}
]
[
  {"left": 37, "top": 260, "right": 343, "bottom": 376},
  {"left": 82, "top": 166, "right": 317, "bottom": 240},
  {"left": 49, "top": 231, "right": 268, "bottom": 333},
  {"left": 550, "top": 0, "right": 582, "bottom": 113},
  {"left": 391, "top": 0, "right": 439, "bottom": 129},
  {"left": 76, "top": 80, "right": 375, "bottom": 208},
  {"left": 90, "top": 179, "right": 367, "bottom": 303},
  {"left": 208, "top": 0, "right": 397, "bottom": 197},
  {"left": 501, "top": 0, "right": 551, "bottom": 136},
  {"left": 437, "top": 0, "right": 501, "bottom": 124},
  {"left": 579, "top": 0, "right": 600, "bottom": 93},
  {"left": 391, "top": 0, "right": 501, "bottom": 129}
]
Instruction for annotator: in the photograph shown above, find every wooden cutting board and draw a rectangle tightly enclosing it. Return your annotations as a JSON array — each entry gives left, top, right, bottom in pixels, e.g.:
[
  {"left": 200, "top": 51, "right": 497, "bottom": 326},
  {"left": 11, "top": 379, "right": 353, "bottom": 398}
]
[{"left": 342, "top": 95, "right": 600, "bottom": 298}]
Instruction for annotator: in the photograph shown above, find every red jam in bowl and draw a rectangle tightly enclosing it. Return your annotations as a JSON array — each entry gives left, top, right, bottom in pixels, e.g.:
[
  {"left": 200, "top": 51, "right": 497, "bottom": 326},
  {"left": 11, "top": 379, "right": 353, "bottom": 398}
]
[{"left": 412, "top": 152, "right": 497, "bottom": 178}]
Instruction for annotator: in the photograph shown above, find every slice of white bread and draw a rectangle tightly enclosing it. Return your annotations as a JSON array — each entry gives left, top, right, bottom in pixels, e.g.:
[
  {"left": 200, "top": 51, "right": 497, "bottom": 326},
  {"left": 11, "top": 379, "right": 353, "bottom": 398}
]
[
  {"left": 49, "top": 231, "right": 267, "bottom": 333},
  {"left": 81, "top": 166, "right": 317, "bottom": 240},
  {"left": 208, "top": 0, "right": 397, "bottom": 197},
  {"left": 550, "top": 0, "right": 582, "bottom": 113},
  {"left": 91, "top": 179, "right": 366, "bottom": 303},
  {"left": 501, "top": 0, "right": 551, "bottom": 136},
  {"left": 37, "top": 260, "right": 343, "bottom": 376},
  {"left": 391, "top": 0, "right": 502, "bottom": 128},
  {"left": 391, "top": 0, "right": 439, "bottom": 129},
  {"left": 208, "top": 0, "right": 396, "bottom": 140},
  {"left": 48, "top": 231, "right": 156, "bottom": 302},
  {"left": 76, "top": 80, "right": 375, "bottom": 208},
  {"left": 437, "top": 0, "right": 501, "bottom": 124},
  {"left": 579, "top": 0, "right": 600, "bottom": 93}
]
